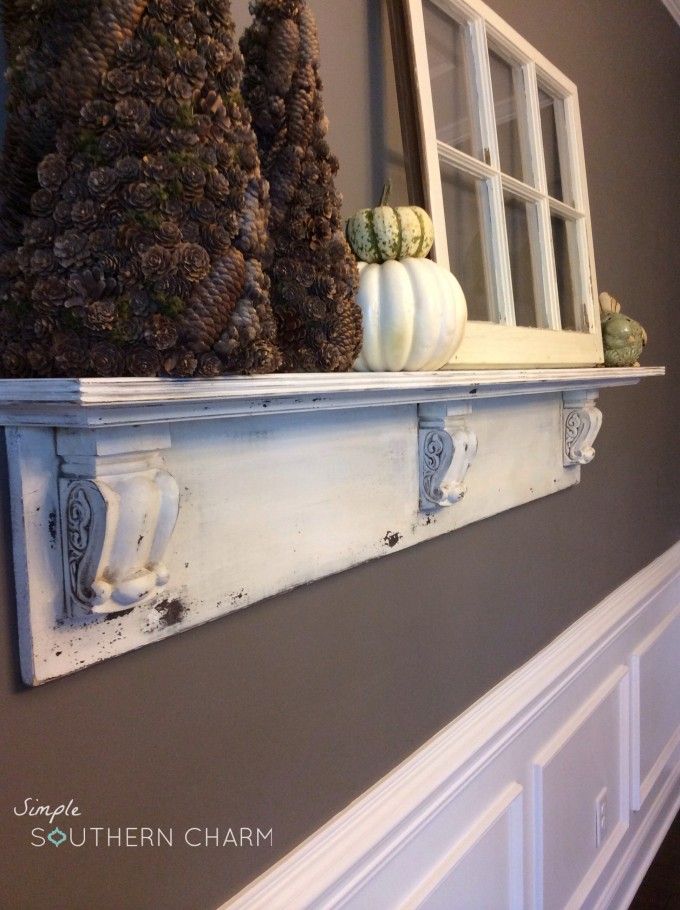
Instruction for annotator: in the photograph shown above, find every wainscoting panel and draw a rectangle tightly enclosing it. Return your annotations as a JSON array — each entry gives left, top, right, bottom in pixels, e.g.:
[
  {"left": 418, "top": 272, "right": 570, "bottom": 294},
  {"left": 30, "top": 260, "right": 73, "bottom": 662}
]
[
  {"left": 223, "top": 542, "right": 680, "bottom": 910},
  {"left": 630, "top": 606, "right": 680, "bottom": 811},
  {"left": 532, "top": 668, "right": 630, "bottom": 910},
  {"left": 400, "top": 784, "right": 524, "bottom": 910}
]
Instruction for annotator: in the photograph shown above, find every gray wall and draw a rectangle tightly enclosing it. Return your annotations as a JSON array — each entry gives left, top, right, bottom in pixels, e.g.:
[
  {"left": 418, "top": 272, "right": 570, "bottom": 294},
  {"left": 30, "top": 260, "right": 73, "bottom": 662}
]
[{"left": 1, "top": 1, "right": 678, "bottom": 908}]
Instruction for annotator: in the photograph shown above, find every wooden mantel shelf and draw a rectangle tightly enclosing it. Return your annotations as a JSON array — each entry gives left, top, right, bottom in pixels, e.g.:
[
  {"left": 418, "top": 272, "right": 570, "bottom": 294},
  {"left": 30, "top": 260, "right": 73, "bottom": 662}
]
[
  {"left": 0, "top": 366, "right": 665, "bottom": 426},
  {"left": 0, "top": 366, "right": 665, "bottom": 685}
]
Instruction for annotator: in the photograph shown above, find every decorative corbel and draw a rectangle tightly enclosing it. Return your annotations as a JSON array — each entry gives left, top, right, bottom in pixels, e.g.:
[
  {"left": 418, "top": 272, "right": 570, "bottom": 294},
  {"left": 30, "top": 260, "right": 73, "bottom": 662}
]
[
  {"left": 419, "top": 403, "right": 478, "bottom": 512},
  {"left": 562, "top": 390, "right": 603, "bottom": 466},
  {"left": 57, "top": 426, "right": 180, "bottom": 616}
]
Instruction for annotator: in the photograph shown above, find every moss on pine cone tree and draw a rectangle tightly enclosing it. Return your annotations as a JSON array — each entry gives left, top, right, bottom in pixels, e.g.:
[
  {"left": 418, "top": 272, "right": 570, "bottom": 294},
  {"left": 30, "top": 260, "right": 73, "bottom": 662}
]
[
  {"left": 0, "top": 0, "right": 282, "bottom": 377},
  {"left": 241, "top": 0, "right": 362, "bottom": 372}
]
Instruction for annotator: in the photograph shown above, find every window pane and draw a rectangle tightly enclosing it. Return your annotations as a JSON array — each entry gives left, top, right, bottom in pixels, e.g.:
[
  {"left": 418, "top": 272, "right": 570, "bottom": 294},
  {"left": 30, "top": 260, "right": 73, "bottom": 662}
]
[
  {"left": 504, "top": 194, "right": 538, "bottom": 327},
  {"left": 423, "top": 1, "right": 475, "bottom": 157},
  {"left": 440, "top": 164, "right": 490, "bottom": 320},
  {"left": 489, "top": 51, "right": 524, "bottom": 182},
  {"left": 552, "top": 216, "right": 579, "bottom": 330},
  {"left": 539, "top": 89, "right": 568, "bottom": 203}
]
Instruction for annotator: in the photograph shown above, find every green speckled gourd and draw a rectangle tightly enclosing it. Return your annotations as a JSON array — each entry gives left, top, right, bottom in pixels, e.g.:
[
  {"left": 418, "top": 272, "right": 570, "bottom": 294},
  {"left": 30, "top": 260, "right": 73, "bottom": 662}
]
[
  {"left": 599, "top": 292, "right": 647, "bottom": 367},
  {"left": 346, "top": 182, "right": 434, "bottom": 264}
]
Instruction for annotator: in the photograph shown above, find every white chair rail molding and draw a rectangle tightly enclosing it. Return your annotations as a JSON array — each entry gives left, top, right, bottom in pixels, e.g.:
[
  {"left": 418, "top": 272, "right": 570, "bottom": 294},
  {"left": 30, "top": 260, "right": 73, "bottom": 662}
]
[
  {"left": 0, "top": 366, "right": 664, "bottom": 685},
  {"left": 223, "top": 543, "right": 680, "bottom": 910}
]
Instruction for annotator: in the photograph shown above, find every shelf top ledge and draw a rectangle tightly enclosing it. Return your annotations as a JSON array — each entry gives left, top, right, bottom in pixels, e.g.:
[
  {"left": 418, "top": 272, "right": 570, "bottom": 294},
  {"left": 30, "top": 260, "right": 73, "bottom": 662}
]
[{"left": 0, "top": 366, "right": 665, "bottom": 427}]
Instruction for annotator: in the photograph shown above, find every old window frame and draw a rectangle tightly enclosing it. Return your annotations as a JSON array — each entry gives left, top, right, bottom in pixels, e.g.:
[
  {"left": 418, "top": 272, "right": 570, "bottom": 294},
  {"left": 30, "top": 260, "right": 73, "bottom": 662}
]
[{"left": 395, "top": 0, "right": 604, "bottom": 368}]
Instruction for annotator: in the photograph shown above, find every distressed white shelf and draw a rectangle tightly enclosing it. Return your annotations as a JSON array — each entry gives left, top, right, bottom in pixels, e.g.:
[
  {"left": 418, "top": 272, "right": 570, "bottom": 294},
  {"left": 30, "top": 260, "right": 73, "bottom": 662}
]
[
  {"left": 0, "top": 367, "right": 664, "bottom": 685},
  {"left": 0, "top": 368, "right": 664, "bottom": 424}
]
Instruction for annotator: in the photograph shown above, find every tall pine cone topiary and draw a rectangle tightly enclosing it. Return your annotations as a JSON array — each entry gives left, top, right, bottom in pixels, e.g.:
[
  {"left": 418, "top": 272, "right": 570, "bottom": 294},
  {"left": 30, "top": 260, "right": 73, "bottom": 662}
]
[
  {"left": 241, "top": 0, "right": 362, "bottom": 372},
  {"left": 0, "top": 0, "right": 282, "bottom": 377}
]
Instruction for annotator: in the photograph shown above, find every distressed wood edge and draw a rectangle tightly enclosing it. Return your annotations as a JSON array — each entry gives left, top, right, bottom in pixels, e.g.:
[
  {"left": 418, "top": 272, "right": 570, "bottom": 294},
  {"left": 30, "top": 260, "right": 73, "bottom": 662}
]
[{"left": 0, "top": 367, "right": 665, "bottom": 406}]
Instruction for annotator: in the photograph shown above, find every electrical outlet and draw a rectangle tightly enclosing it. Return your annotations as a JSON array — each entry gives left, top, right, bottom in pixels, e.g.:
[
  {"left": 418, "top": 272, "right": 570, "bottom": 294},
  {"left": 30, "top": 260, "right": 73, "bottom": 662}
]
[{"left": 595, "top": 788, "right": 608, "bottom": 847}]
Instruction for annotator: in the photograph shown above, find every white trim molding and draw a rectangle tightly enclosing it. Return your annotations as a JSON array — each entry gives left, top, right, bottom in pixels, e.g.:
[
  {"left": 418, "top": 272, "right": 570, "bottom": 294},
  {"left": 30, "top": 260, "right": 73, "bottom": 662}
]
[{"left": 223, "top": 541, "right": 680, "bottom": 910}]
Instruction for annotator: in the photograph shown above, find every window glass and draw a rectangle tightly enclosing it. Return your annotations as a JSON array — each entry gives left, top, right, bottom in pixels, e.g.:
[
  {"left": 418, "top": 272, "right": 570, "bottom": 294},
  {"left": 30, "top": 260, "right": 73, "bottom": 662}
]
[
  {"left": 440, "top": 163, "right": 490, "bottom": 320},
  {"left": 424, "top": 1, "right": 475, "bottom": 157},
  {"left": 539, "top": 88, "right": 566, "bottom": 202},
  {"left": 552, "top": 216, "right": 579, "bottom": 330},
  {"left": 489, "top": 51, "right": 524, "bottom": 182},
  {"left": 504, "top": 194, "right": 538, "bottom": 327}
]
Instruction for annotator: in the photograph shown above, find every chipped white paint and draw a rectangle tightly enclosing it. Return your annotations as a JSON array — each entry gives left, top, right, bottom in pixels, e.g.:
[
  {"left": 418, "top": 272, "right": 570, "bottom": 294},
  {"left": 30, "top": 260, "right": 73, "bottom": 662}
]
[
  {"left": 0, "top": 369, "right": 664, "bottom": 685},
  {"left": 418, "top": 402, "right": 478, "bottom": 510},
  {"left": 562, "top": 390, "right": 604, "bottom": 466}
]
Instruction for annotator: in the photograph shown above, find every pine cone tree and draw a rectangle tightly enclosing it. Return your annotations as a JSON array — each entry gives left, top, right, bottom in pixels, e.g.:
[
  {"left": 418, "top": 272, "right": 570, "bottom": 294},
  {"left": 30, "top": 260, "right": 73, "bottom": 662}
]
[
  {"left": 241, "top": 0, "right": 362, "bottom": 373},
  {"left": 0, "top": 0, "right": 282, "bottom": 377}
]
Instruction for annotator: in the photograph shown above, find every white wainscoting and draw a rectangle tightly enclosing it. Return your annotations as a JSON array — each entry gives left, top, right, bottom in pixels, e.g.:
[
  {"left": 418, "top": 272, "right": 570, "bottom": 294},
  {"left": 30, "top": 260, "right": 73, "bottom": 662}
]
[
  {"left": 532, "top": 668, "right": 630, "bottom": 910},
  {"left": 630, "top": 607, "right": 680, "bottom": 812},
  {"left": 224, "top": 542, "right": 680, "bottom": 910}
]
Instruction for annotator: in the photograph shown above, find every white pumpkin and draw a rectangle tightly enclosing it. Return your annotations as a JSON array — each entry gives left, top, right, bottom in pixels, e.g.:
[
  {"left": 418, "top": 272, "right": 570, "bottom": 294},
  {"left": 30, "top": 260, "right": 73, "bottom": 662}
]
[{"left": 353, "top": 258, "right": 467, "bottom": 372}]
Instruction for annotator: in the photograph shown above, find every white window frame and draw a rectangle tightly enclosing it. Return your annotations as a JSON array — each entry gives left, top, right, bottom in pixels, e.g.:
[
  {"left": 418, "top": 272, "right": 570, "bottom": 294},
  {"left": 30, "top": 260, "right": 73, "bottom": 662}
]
[{"left": 401, "top": 0, "right": 604, "bottom": 368}]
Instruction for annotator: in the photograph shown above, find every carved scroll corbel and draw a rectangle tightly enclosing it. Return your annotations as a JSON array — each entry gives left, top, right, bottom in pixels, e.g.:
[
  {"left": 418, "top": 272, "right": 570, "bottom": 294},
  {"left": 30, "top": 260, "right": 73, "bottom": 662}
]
[
  {"left": 563, "top": 390, "right": 603, "bottom": 466},
  {"left": 419, "top": 403, "right": 478, "bottom": 512},
  {"left": 57, "top": 426, "right": 179, "bottom": 616}
]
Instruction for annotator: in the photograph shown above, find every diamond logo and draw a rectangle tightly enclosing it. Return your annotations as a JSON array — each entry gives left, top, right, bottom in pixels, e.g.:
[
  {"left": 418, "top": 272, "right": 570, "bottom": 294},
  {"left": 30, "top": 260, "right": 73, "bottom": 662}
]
[{"left": 47, "top": 827, "right": 67, "bottom": 847}]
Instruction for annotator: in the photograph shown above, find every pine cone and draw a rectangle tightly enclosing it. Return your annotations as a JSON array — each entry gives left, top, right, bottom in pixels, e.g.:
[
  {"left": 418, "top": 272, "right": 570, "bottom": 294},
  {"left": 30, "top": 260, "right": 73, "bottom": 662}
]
[
  {"left": 54, "top": 230, "right": 90, "bottom": 268},
  {"left": 37, "top": 154, "right": 69, "bottom": 192},
  {"left": 197, "top": 351, "right": 224, "bottom": 376},
  {"left": 83, "top": 300, "right": 117, "bottom": 331},
  {"left": 176, "top": 243, "right": 211, "bottom": 282},
  {"left": 266, "top": 19, "right": 300, "bottom": 96},
  {"left": 53, "top": 333, "right": 89, "bottom": 376},
  {"left": 141, "top": 244, "right": 174, "bottom": 280},
  {"left": 144, "top": 313, "right": 179, "bottom": 350},
  {"left": 2, "top": 342, "right": 28, "bottom": 377},
  {"left": 88, "top": 168, "right": 119, "bottom": 200},
  {"left": 90, "top": 341, "right": 125, "bottom": 376},
  {"left": 125, "top": 344, "right": 162, "bottom": 376}
]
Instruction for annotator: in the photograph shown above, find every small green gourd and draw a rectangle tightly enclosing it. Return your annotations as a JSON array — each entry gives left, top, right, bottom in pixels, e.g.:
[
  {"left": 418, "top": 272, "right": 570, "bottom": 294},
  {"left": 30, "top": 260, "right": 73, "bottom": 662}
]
[
  {"left": 345, "top": 182, "right": 435, "bottom": 264},
  {"left": 599, "top": 292, "right": 647, "bottom": 367}
]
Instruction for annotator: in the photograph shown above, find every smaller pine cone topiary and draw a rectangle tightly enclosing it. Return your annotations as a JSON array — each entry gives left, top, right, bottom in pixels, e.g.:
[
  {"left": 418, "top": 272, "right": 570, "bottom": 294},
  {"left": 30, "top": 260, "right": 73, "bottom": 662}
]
[{"left": 241, "top": 0, "right": 362, "bottom": 373}]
